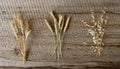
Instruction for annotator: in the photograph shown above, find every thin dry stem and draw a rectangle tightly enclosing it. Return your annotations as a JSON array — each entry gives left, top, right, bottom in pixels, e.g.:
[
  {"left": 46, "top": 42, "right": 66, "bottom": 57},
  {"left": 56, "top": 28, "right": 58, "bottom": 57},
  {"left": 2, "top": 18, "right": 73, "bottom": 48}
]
[
  {"left": 45, "top": 19, "right": 54, "bottom": 34},
  {"left": 63, "top": 16, "right": 71, "bottom": 34},
  {"left": 50, "top": 11, "right": 58, "bottom": 35}
]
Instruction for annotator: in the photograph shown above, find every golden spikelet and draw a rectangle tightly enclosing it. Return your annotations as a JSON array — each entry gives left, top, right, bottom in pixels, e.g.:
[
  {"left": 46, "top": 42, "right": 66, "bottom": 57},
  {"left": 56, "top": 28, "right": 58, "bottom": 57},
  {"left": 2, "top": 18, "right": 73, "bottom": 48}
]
[{"left": 10, "top": 11, "right": 31, "bottom": 63}]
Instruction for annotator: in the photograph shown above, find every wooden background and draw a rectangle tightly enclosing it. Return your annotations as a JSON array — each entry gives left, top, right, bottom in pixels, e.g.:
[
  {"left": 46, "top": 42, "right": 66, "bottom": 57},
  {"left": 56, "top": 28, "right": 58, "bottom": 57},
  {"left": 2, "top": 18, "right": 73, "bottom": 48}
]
[{"left": 0, "top": 0, "right": 120, "bottom": 68}]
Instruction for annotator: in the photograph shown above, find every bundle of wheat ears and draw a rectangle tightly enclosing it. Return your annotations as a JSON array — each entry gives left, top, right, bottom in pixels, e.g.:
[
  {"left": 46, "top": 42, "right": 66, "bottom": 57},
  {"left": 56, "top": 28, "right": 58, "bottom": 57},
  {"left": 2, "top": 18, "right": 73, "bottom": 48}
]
[
  {"left": 45, "top": 11, "right": 71, "bottom": 59},
  {"left": 81, "top": 10, "right": 107, "bottom": 56},
  {"left": 10, "top": 12, "right": 31, "bottom": 62}
]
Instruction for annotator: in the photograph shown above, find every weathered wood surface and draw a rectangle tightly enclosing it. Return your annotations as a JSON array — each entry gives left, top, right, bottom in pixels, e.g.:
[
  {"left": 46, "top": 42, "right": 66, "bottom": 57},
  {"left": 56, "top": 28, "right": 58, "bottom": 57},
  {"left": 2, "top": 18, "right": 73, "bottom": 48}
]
[
  {"left": 0, "top": 66, "right": 120, "bottom": 69},
  {"left": 0, "top": 0, "right": 120, "bottom": 68}
]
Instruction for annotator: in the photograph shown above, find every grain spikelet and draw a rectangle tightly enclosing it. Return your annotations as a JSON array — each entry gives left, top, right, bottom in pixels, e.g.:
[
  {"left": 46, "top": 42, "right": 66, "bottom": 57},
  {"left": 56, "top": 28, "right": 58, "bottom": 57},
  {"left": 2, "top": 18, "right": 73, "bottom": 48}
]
[{"left": 10, "top": 12, "right": 31, "bottom": 63}]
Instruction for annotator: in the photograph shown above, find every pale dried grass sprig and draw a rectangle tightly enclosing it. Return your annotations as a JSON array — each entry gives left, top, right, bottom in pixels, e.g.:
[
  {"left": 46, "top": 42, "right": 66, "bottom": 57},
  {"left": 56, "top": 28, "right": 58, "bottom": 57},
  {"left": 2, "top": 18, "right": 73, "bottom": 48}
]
[
  {"left": 81, "top": 10, "right": 107, "bottom": 56},
  {"left": 45, "top": 11, "right": 71, "bottom": 59},
  {"left": 10, "top": 12, "right": 31, "bottom": 63}
]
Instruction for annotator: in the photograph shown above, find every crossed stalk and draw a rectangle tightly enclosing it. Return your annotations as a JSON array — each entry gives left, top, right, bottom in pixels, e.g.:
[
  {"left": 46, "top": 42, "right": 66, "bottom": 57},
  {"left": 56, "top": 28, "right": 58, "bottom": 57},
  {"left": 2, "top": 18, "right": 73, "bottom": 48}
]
[{"left": 45, "top": 11, "right": 71, "bottom": 59}]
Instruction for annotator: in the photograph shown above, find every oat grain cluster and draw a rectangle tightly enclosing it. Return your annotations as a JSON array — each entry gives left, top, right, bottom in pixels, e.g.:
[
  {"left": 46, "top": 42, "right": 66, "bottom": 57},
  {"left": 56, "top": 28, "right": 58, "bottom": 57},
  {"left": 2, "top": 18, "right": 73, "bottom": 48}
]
[{"left": 81, "top": 10, "right": 107, "bottom": 56}]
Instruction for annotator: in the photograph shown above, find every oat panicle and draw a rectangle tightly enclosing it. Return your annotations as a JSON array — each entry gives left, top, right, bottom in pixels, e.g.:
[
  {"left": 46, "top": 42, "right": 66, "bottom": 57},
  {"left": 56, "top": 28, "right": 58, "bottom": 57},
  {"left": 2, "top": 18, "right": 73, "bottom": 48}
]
[{"left": 81, "top": 10, "right": 107, "bottom": 56}]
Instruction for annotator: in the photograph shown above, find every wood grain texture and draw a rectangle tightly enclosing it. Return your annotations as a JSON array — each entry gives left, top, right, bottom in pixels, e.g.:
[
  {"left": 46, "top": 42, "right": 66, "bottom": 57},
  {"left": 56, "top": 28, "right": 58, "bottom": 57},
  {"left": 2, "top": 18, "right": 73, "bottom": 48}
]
[
  {"left": 0, "top": 0, "right": 120, "bottom": 68},
  {"left": 0, "top": 66, "right": 120, "bottom": 69}
]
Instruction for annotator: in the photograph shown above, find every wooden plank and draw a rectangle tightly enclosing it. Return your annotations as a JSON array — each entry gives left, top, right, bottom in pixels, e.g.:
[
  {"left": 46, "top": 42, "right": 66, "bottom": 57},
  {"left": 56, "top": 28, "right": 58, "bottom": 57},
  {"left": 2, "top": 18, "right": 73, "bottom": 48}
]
[
  {"left": 0, "top": 61, "right": 120, "bottom": 68},
  {"left": 0, "top": 0, "right": 120, "bottom": 68}
]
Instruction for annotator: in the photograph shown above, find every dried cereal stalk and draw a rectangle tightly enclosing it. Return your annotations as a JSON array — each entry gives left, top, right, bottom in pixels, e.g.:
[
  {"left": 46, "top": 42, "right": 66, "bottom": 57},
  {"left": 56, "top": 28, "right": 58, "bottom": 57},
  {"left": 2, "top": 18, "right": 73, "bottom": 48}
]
[
  {"left": 10, "top": 12, "right": 31, "bottom": 63},
  {"left": 81, "top": 10, "right": 107, "bottom": 56},
  {"left": 45, "top": 11, "right": 71, "bottom": 59}
]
